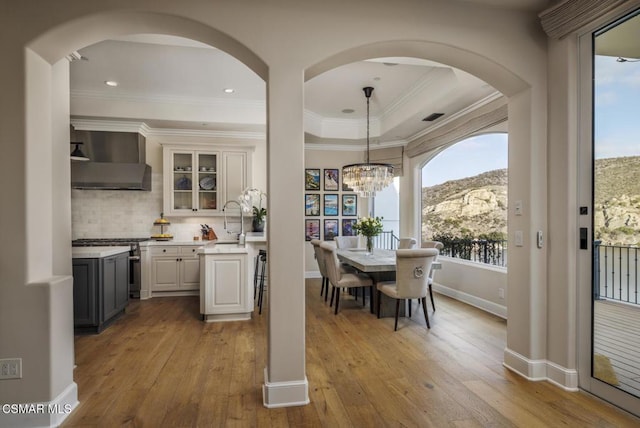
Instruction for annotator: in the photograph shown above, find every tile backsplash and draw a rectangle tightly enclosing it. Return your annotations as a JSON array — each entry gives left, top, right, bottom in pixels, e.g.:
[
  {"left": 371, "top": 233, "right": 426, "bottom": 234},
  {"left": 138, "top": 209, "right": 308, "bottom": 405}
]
[{"left": 71, "top": 172, "right": 237, "bottom": 241}]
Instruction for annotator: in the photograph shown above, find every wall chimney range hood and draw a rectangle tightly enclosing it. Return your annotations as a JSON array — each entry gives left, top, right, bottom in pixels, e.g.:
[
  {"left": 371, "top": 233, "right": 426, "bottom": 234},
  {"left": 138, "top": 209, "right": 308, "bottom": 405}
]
[{"left": 70, "top": 128, "right": 152, "bottom": 191}]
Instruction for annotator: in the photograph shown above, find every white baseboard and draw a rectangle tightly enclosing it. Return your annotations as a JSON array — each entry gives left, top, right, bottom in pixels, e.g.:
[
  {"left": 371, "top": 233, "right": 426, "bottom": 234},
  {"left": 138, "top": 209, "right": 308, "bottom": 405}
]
[
  {"left": 262, "top": 367, "right": 310, "bottom": 408},
  {"left": 503, "top": 348, "right": 579, "bottom": 391},
  {"left": 0, "top": 382, "right": 78, "bottom": 428},
  {"left": 432, "top": 283, "right": 507, "bottom": 319}
]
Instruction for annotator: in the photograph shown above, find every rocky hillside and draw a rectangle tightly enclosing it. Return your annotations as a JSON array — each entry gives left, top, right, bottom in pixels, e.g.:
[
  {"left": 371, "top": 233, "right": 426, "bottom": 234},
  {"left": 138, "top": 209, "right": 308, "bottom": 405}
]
[
  {"left": 421, "top": 156, "right": 640, "bottom": 245},
  {"left": 594, "top": 156, "right": 640, "bottom": 245},
  {"left": 422, "top": 169, "right": 507, "bottom": 241}
]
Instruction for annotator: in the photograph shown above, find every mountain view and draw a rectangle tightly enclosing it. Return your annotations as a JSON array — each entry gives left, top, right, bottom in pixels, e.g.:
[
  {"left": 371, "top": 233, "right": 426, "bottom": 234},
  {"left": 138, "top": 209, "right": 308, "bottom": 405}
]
[
  {"left": 422, "top": 156, "right": 640, "bottom": 246},
  {"left": 422, "top": 169, "right": 507, "bottom": 242}
]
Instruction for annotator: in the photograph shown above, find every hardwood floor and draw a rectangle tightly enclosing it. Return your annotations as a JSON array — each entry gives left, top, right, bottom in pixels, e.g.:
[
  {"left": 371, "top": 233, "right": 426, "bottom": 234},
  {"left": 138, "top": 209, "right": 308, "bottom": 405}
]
[{"left": 63, "top": 280, "right": 640, "bottom": 427}]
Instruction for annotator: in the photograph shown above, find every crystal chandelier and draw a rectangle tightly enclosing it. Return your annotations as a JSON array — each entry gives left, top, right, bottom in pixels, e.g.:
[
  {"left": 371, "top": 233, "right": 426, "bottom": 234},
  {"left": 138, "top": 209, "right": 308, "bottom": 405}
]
[{"left": 342, "top": 87, "right": 394, "bottom": 198}]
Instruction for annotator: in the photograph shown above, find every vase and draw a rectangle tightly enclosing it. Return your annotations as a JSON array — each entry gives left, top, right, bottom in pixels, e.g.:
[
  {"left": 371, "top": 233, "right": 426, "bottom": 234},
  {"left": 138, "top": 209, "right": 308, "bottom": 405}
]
[
  {"left": 252, "top": 217, "right": 265, "bottom": 233},
  {"left": 366, "top": 236, "right": 374, "bottom": 255}
]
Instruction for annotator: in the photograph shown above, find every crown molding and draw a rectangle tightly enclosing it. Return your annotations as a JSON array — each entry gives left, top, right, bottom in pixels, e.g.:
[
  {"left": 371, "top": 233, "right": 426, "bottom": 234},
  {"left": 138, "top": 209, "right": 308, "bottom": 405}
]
[
  {"left": 70, "top": 118, "right": 265, "bottom": 140},
  {"left": 305, "top": 139, "right": 406, "bottom": 152}
]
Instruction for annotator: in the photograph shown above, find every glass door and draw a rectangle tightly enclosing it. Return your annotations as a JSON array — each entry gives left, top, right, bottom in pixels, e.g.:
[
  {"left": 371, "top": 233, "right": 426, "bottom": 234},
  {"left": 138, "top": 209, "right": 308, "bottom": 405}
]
[
  {"left": 196, "top": 152, "right": 218, "bottom": 212},
  {"left": 579, "top": 8, "right": 640, "bottom": 417},
  {"left": 172, "top": 152, "right": 195, "bottom": 212}
]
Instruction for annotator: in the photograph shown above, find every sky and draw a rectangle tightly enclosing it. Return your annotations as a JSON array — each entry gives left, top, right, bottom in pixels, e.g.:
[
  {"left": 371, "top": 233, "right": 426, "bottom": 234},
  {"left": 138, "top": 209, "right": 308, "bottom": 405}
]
[
  {"left": 594, "top": 55, "right": 640, "bottom": 160},
  {"left": 421, "top": 133, "right": 508, "bottom": 187}
]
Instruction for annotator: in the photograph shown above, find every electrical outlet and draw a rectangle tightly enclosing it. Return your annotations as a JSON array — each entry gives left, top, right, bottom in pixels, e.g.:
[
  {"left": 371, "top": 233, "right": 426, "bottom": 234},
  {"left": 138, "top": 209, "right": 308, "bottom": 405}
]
[
  {"left": 498, "top": 288, "right": 505, "bottom": 299},
  {"left": 0, "top": 358, "right": 22, "bottom": 380}
]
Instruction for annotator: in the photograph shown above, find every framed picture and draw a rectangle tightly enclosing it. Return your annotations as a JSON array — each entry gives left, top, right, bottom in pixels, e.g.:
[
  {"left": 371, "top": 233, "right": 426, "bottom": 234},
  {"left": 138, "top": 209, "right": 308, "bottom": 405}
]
[
  {"left": 324, "top": 168, "right": 339, "bottom": 191},
  {"left": 342, "top": 194, "right": 357, "bottom": 216},
  {"left": 342, "top": 180, "right": 354, "bottom": 191},
  {"left": 323, "top": 194, "right": 339, "bottom": 216},
  {"left": 305, "top": 168, "right": 321, "bottom": 190},
  {"left": 342, "top": 219, "right": 358, "bottom": 237},
  {"left": 324, "top": 219, "right": 339, "bottom": 241},
  {"left": 305, "top": 219, "right": 320, "bottom": 241},
  {"left": 305, "top": 194, "right": 321, "bottom": 216}
]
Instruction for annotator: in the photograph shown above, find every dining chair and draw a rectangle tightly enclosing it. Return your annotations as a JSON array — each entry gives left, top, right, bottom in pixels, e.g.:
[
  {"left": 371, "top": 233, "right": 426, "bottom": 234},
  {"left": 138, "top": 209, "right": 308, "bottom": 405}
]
[
  {"left": 376, "top": 248, "right": 438, "bottom": 330},
  {"left": 421, "top": 240, "right": 444, "bottom": 311},
  {"left": 310, "top": 239, "right": 330, "bottom": 301},
  {"left": 320, "top": 241, "right": 373, "bottom": 315},
  {"left": 398, "top": 237, "right": 417, "bottom": 249},
  {"left": 334, "top": 236, "right": 359, "bottom": 249}
]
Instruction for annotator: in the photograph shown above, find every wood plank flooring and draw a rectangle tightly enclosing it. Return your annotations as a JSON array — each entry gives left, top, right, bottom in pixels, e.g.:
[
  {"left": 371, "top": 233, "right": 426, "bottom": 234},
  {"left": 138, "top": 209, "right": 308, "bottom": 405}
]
[
  {"left": 594, "top": 299, "right": 640, "bottom": 397},
  {"left": 63, "top": 280, "right": 640, "bottom": 427}
]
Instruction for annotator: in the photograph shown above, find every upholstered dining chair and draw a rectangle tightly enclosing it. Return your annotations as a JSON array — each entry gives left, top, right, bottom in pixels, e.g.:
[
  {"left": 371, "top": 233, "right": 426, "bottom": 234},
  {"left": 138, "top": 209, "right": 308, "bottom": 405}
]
[
  {"left": 310, "top": 239, "right": 329, "bottom": 301},
  {"left": 320, "top": 241, "right": 373, "bottom": 315},
  {"left": 421, "top": 240, "right": 444, "bottom": 311},
  {"left": 376, "top": 248, "right": 438, "bottom": 330},
  {"left": 334, "top": 236, "right": 359, "bottom": 249},
  {"left": 398, "top": 237, "right": 417, "bottom": 249}
]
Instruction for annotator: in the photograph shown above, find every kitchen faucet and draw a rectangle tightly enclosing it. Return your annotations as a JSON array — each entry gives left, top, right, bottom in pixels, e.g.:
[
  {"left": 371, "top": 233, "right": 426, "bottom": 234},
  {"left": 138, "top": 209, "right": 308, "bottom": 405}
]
[{"left": 222, "top": 200, "right": 245, "bottom": 246}]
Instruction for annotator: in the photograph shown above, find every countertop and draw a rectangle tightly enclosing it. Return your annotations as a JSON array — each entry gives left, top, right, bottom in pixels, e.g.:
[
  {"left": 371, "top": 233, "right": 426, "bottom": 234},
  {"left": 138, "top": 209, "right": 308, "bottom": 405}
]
[
  {"left": 72, "top": 246, "right": 131, "bottom": 259},
  {"left": 141, "top": 232, "right": 267, "bottom": 247}
]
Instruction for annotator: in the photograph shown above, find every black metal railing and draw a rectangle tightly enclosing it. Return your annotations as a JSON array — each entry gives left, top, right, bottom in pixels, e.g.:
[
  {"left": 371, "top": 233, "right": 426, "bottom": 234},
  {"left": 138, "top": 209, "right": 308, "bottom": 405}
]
[
  {"left": 434, "top": 237, "right": 507, "bottom": 267},
  {"left": 594, "top": 241, "right": 640, "bottom": 305}
]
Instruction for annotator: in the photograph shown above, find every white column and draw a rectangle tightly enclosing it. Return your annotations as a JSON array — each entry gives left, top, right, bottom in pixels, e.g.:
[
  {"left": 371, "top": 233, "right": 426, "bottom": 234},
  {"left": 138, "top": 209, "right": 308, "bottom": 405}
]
[{"left": 263, "top": 65, "right": 309, "bottom": 407}]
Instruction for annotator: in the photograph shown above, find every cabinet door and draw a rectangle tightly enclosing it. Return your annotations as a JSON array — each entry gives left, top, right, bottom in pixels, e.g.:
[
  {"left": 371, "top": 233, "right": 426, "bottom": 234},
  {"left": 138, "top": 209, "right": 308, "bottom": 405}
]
[
  {"left": 151, "top": 257, "right": 180, "bottom": 291},
  {"left": 102, "top": 256, "right": 119, "bottom": 321},
  {"left": 221, "top": 151, "right": 247, "bottom": 204},
  {"left": 114, "top": 253, "right": 129, "bottom": 311},
  {"left": 195, "top": 152, "right": 219, "bottom": 213},
  {"left": 72, "top": 259, "right": 98, "bottom": 327},
  {"left": 180, "top": 257, "right": 200, "bottom": 290},
  {"left": 165, "top": 150, "right": 196, "bottom": 215},
  {"left": 203, "top": 255, "right": 247, "bottom": 314}
]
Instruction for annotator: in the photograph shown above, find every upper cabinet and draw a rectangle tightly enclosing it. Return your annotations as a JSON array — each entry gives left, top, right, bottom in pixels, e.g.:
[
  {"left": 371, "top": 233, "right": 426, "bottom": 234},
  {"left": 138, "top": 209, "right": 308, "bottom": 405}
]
[{"left": 162, "top": 144, "right": 252, "bottom": 216}]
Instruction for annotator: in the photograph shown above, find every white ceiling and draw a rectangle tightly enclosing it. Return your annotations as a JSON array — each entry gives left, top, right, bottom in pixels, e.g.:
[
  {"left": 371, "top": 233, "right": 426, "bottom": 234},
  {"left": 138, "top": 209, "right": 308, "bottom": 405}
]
[{"left": 71, "top": 0, "right": 556, "bottom": 148}]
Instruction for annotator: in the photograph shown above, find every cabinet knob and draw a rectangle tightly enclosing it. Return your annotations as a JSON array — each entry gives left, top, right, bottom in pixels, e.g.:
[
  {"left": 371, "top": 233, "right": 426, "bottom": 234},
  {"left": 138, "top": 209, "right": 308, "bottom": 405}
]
[{"left": 163, "top": 249, "right": 166, "bottom": 253}]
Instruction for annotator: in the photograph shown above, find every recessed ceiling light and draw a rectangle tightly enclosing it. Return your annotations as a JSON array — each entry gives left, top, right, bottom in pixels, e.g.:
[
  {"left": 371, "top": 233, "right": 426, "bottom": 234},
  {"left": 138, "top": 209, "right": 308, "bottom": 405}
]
[
  {"left": 104, "top": 80, "right": 118, "bottom": 87},
  {"left": 223, "top": 88, "right": 235, "bottom": 93},
  {"left": 341, "top": 108, "right": 355, "bottom": 114}
]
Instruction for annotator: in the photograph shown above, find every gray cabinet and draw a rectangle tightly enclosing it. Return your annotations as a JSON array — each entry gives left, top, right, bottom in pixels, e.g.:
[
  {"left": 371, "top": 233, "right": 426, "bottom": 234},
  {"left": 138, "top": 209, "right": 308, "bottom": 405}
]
[{"left": 72, "top": 251, "right": 129, "bottom": 333}]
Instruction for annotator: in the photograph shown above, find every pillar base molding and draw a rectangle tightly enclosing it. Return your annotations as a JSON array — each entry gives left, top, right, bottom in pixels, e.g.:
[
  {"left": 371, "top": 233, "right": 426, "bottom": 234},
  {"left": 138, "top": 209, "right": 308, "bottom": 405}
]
[
  {"left": 504, "top": 347, "right": 579, "bottom": 391},
  {"left": 262, "top": 367, "right": 310, "bottom": 408},
  {"left": 0, "top": 382, "right": 78, "bottom": 428}
]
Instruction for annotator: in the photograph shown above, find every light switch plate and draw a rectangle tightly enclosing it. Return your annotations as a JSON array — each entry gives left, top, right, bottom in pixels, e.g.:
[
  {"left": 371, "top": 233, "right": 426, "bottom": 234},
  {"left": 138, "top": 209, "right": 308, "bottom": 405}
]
[{"left": 515, "top": 230, "right": 523, "bottom": 247}]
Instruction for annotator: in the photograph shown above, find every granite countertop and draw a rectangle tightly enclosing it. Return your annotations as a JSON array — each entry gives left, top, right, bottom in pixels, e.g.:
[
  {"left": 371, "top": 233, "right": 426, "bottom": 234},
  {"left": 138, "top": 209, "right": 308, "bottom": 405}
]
[
  {"left": 141, "top": 232, "right": 266, "bottom": 247},
  {"left": 72, "top": 246, "right": 131, "bottom": 259}
]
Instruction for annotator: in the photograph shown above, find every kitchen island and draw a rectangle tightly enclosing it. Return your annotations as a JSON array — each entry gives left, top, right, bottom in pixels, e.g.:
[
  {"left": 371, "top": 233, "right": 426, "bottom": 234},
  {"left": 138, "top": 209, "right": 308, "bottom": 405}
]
[
  {"left": 199, "top": 233, "right": 267, "bottom": 322},
  {"left": 72, "top": 246, "right": 130, "bottom": 333}
]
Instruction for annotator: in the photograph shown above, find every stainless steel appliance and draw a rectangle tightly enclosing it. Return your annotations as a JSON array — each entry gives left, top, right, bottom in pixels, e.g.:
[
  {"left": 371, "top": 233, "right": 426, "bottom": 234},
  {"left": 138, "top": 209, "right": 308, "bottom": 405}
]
[{"left": 72, "top": 238, "right": 149, "bottom": 298}]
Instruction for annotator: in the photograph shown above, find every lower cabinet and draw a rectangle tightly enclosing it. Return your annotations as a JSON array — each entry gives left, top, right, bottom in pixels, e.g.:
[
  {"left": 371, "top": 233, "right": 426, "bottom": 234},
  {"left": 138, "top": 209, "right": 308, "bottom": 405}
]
[
  {"left": 150, "top": 246, "right": 200, "bottom": 293},
  {"left": 200, "top": 253, "right": 251, "bottom": 321},
  {"left": 72, "top": 251, "right": 129, "bottom": 334}
]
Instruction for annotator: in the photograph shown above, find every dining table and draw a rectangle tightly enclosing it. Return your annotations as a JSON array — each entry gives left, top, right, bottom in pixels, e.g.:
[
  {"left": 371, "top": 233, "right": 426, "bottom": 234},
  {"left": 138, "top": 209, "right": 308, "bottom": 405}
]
[{"left": 336, "top": 247, "right": 441, "bottom": 317}]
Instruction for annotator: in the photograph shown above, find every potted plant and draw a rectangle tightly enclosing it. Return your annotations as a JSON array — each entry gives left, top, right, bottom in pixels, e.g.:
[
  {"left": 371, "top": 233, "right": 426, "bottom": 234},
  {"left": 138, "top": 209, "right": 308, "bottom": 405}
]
[{"left": 240, "top": 188, "right": 267, "bottom": 233}]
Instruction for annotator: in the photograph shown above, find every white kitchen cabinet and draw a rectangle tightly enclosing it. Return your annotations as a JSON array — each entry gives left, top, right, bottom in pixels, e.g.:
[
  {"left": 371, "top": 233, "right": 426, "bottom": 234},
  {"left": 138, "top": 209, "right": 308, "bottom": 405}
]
[
  {"left": 150, "top": 245, "right": 200, "bottom": 293},
  {"left": 162, "top": 144, "right": 252, "bottom": 217},
  {"left": 200, "top": 252, "right": 251, "bottom": 322}
]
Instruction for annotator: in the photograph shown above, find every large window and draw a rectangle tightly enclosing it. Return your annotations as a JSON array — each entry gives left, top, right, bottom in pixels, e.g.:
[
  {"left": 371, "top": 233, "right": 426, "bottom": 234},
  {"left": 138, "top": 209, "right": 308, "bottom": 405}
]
[
  {"left": 421, "top": 133, "right": 508, "bottom": 265},
  {"left": 373, "top": 176, "right": 400, "bottom": 235}
]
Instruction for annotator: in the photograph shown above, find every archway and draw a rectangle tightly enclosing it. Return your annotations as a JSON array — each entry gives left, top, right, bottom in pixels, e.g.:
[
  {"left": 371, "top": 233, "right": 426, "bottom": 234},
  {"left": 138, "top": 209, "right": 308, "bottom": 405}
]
[{"left": 13, "top": 11, "right": 267, "bottom": 425}]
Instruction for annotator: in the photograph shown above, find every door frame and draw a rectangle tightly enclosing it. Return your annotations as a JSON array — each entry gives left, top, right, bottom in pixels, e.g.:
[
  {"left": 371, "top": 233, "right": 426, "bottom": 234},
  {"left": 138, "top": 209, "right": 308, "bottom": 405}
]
[{"left": 577, "top": 5, "right": 640, "bottom": 417}]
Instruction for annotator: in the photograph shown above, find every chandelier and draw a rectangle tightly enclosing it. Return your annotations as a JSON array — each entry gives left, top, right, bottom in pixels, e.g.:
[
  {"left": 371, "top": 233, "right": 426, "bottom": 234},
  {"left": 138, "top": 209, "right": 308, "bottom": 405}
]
[{"left": 342, "top": 87, "right": 394, "bottom": 198}]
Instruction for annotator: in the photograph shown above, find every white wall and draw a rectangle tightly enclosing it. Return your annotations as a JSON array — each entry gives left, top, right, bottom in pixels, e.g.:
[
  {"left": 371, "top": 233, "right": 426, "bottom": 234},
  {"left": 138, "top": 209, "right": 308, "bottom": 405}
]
[{"left": 304, "top": 147, "right": 365, "bottom": 274}]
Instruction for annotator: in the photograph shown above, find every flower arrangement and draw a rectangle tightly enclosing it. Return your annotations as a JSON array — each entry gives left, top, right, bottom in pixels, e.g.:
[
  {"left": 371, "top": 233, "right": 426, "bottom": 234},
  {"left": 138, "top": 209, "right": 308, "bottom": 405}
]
[
  {"left": 239, "top": 188, "right": 267, "bottom": 231},
  {"left": 353, "top": 216, "right": 384, "bottom": 237}
]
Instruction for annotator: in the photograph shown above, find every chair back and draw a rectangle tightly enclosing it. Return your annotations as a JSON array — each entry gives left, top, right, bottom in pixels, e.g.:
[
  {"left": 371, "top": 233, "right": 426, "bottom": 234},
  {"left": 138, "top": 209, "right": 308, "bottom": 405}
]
[
  {"left": 334, "top": 236, "right": 359, "bottom": 249},
  {"left": 310, "top": 239, "right": 327, "bottom": 278},
  {"left": 398, "top": 237, "right": 417, "bottom": 249},
  {"left": 394, "top": 248, "right": 438, "bottom": 299},
  {"left": 422, "top": 240, "right": 444, "bottom": 251},
  {"left": 320, "top": 242, "right": 341, "bottom": 286}
]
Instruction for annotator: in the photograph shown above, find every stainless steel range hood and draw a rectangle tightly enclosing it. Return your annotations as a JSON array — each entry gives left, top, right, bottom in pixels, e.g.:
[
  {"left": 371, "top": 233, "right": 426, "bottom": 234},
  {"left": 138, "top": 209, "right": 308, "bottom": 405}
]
[{"left": 71, "top": 129, "right": 152, "bottom": 191}]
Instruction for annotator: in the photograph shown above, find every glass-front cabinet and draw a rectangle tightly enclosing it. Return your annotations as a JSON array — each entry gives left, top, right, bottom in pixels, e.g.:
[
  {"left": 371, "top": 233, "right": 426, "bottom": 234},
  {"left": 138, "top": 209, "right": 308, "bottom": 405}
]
[{"left": 162, "top": 145, "right": 251, "bottom": 217}]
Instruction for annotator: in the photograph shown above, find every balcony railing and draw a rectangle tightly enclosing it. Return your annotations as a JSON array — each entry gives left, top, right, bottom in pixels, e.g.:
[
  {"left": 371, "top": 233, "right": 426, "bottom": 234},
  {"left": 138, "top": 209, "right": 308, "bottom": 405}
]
[
  {"left": 434, "top": 237, "right": 507, "bottom": 267},
  {"left": 594, "top": 241, "right": 640, "bottom": 305}
]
